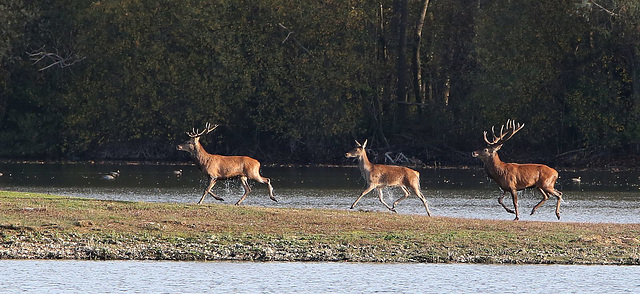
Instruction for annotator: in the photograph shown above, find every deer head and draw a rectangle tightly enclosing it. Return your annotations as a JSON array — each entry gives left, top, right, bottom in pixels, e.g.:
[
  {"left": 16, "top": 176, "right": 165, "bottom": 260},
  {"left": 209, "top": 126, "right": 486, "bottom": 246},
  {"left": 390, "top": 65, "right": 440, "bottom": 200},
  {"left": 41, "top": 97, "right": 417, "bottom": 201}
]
[
  {"left": 345, "top": 139, "right": 368, "bottom": 159},
  {"left": 472, "top": 119, "right": 524, "bottom": 160},
  {"left": 176, "top": 122, "right": 219, "bottom": 155}
]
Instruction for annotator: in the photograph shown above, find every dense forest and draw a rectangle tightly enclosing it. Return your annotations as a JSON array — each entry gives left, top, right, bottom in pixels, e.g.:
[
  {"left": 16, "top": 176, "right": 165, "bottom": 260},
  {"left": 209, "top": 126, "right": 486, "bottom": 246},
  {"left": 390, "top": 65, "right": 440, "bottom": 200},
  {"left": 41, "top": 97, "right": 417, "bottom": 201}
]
[{"left": 1, "top": 0, "right": 639, "bottom": 167}]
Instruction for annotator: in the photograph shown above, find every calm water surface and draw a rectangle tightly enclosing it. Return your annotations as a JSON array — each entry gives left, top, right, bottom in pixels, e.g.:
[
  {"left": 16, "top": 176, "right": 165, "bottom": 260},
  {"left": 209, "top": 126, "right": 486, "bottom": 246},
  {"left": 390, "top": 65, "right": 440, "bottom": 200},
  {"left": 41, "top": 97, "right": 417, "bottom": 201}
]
[
  {"left": 1, "top": 163, "right": 638, "bottom": 223},
  {"left": 1, "top": 163, "right": 639, "bottom": 292},
  {"left": 1, "top": 260, "right": 639, "bottom": 293}
]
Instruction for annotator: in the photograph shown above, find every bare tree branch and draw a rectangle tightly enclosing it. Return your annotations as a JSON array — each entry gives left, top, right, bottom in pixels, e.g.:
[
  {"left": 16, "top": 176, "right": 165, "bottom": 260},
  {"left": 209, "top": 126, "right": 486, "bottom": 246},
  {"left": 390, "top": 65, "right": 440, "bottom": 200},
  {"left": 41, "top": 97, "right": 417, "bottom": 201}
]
[
  {"left": 278, "top": 23, "right": 313, "bottom": 56},
  {"left": 27, "top": 46, "right": 85, "bottom": 71},
  {"left": 589, "top": 0, "right": 618, "bottom": 16}
]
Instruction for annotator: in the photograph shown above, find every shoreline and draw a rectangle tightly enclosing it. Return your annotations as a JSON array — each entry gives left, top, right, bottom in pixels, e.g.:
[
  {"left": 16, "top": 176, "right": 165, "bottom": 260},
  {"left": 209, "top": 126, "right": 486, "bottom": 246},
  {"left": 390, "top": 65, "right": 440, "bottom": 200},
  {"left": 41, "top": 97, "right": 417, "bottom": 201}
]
[
  {"left": 4, "top": 231, "right": 637, "bottom": 264},
  {"left": 1, "top": 159, "right": 638, "bottom": 172},
  {"left": 1, "top": 191, "right": 639, "bottom": 264}
]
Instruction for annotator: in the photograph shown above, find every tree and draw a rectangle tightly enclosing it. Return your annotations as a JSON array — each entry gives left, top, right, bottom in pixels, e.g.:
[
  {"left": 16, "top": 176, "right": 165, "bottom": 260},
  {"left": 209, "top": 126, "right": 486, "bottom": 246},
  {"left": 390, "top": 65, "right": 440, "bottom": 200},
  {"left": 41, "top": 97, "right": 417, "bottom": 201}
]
[
  {"left": 473, "top": 0, "right": 581, "bottom": 154},
  {"left": 393, "top": 0, "right": 409, "bottom": 123},
  {"left": 412, "top": 0, "right": 430, "bottom": 107},
  {"left": 0, "top": 0, "right": 37, "bottom": 127}
]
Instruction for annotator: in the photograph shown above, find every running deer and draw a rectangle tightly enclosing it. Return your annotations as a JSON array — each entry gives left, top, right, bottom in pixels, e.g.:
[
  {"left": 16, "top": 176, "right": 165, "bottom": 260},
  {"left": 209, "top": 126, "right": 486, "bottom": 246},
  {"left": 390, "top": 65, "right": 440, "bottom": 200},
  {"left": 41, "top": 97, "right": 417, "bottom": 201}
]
[
  {"left": 176, "top": 123, "right": 276, "bottom": 205},
  {"left": 345, "top": 140, "right": 432, "bottom": 215},
  {"left": 472, "top": 119, "right": 563, "bottom": 220}
]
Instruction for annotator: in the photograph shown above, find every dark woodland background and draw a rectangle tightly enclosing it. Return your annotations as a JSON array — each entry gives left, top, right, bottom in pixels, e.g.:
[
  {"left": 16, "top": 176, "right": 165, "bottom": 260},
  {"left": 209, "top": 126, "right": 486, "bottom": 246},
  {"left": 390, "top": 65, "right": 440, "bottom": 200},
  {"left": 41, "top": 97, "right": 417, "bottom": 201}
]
[{"left": 1, "top": 0, "right": 639, "bottom": 167}]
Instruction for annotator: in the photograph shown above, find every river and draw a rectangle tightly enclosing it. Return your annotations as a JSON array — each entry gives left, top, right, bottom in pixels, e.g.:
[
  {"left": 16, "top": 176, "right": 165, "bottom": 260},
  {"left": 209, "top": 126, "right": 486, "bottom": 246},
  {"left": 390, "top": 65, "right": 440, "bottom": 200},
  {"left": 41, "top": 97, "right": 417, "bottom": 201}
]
[
  {"left": 1, "top": 260, "right": 639, "bottom": 293},
  {"left": 1, "top": 163, "right": 639, "bottom": 292},
  {"left": 0, "top": 163, "right": 638, "bottom": 223}
]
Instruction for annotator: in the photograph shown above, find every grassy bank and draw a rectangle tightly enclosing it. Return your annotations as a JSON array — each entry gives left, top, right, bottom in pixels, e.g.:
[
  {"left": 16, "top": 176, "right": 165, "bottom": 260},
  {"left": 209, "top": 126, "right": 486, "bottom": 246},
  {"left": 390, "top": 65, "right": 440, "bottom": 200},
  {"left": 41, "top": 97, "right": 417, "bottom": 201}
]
[{"left": 0, "top": 191, "right": 639, "bottom": 264}]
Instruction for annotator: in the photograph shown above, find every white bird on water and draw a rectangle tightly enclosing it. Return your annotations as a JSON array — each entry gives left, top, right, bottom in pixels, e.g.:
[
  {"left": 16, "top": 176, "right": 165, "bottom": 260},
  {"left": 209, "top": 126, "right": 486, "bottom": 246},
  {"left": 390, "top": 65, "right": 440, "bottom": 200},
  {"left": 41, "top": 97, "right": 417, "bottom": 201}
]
[
  {"left": 571, "top": 176, "right": 581, "bottom": 183},
  {"left": 101, "top": 170, "right": 120, "bottom": 180}
]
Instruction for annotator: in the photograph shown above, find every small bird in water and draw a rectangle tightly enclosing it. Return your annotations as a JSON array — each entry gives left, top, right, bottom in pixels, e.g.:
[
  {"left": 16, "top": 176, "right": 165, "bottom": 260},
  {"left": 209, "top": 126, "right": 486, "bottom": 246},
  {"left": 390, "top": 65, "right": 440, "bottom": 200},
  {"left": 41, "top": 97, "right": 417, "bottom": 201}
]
[
  {"left": 173, "top": 169, "right": 183, "bottom": 177},
  {"left": 571, "top": 176, "right": 581, "bottom": 183},
  {"left": 101, "top": 170, "right": 120, "bottom": 180}
]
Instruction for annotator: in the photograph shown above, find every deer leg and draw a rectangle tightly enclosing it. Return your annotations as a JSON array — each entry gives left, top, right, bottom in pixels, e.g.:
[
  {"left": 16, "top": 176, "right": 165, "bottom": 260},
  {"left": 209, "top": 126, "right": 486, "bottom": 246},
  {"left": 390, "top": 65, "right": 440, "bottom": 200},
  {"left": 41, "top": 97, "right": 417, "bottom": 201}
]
[
  {"left": 351, "top": 185, "right": 375, "bottom": 209},
  {"left": 250, "top": 167, "right": 276, "bottom": 202},
  {"left": 392, "top": 186, "right": 411, "bottom": 209},
  {"left": 531, "top": 187, "right": 549, "bottom": 215},
  {"left": 510, "top": 190, "right": 519, "bottom": 221},
  {"left": 208, "top": 180, "right": 225, "bottom": 201},
  {"left": 413, "top": 187, "right": 432, "bottom": 217},
  {"left": 199, "top": 178, "right": 223, "bottom": 204},
  {"left": 210, "top": 192, "right": 224, "bottom": 201},
  {"left": 262, "top": 177, "right": 277, "bottom": 202},
  {"left": 235, "top": 176, "right": 251, "bottom": 205},
  {"left": 547, "top": 188, "right": 563, "bottom": 220},
  {"left": 498, "top": 191, "right": 515, "bottom": 214},
  {"left": 377, "top": 188, "right": 396, "bottom": 213}
]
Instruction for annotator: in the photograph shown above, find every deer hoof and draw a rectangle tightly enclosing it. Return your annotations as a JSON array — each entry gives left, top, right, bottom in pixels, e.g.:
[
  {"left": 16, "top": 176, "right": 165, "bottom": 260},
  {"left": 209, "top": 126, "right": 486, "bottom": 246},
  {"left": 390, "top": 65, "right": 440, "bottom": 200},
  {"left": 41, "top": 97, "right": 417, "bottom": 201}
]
[{"left": 270, "top": 197, "right": 278, "bottom": 202}]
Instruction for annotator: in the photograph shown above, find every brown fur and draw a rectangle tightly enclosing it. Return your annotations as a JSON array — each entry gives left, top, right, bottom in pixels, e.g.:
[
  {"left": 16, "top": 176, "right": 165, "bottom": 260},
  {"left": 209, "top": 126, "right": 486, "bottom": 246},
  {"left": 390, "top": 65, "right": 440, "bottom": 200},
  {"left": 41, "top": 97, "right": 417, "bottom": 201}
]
[
  {"left": 345, "top": 140, "right": 431, "bottom": 215},
  {"left": 473, "top": 136, "right": 562, "bottom": 221},
  {"left": 177, "top": 133, "right": 275, "bottom": 205}
]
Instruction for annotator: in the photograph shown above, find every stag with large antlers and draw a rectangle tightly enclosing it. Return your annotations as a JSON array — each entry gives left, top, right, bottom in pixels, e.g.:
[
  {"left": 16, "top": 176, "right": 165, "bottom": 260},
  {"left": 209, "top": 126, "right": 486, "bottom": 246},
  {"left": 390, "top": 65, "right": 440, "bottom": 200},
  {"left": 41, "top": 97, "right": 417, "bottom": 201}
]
[
  {"left": 177, "top": 123, "right": 276, "bottom": 205},
  {"left": 472, "top": 119, "right": 563, "bottom": 220},
  {"left": 345, "top": 140, "right": 432, "bottom": 215}
]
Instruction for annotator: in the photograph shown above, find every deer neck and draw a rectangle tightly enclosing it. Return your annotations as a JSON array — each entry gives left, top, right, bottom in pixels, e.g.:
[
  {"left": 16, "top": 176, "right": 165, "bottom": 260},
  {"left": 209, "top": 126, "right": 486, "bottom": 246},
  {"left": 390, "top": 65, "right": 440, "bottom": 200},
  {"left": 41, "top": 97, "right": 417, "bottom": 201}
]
[
  {"left": 193, "top": 140, "right": 212, "bottom": 169},
  {"left": 483, "top": 153, "right": 508, "bottom": 179},
  {"left": 357, "top": 152, "right": 374, "bottom": 179}
]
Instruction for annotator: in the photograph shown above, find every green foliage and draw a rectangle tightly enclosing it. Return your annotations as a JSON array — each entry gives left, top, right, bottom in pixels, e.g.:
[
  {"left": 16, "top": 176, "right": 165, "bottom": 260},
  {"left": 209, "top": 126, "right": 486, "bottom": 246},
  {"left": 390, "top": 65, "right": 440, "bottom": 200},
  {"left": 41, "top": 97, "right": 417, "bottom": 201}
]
[
  {"left": 473, "top": 0, "right": 579, "bottom": 147},
  {"left": 60, "top": 0, "right": 376, "bottom": 160},
  {"left": 0, "top": 0, "right": 638, "bottom": 164},
  {"left": 0, "top": 0, "right": 37, "bottom": 126},
  {"left": 469, "top": 0, "right": 639, "bottom": 158}
]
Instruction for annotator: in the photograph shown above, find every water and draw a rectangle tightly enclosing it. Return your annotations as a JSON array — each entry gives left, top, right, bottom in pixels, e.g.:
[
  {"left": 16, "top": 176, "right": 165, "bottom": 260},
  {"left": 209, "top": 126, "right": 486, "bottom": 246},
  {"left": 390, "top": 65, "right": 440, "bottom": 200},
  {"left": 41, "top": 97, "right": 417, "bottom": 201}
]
[
  {"left": 0, "top": 163, "right": 638, "bottom": 223},
  {"left": 1, "top": 163, "right": 639, "bottom": 292},
  {"left": 0, "top": 260, "right": 639, "bottom": 293}
]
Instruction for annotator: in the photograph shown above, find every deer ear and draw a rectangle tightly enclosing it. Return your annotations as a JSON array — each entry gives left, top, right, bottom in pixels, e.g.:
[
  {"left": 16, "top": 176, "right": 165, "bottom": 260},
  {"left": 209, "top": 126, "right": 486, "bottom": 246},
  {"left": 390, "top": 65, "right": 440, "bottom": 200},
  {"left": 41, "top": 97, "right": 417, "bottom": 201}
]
[
  {"left": 355, "top": 140, "right": 361, "bottom": 147},
  {"left": 362, "top": 139, "right": 368, "bottom": 148},
  {"left": 491, "top": 144, "right": 503, "bottom": 152}
]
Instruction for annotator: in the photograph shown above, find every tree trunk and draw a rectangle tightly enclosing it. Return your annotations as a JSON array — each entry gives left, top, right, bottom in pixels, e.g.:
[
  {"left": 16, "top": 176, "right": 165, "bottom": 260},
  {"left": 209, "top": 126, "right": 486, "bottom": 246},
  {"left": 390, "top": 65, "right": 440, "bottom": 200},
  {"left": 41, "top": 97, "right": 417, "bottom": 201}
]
[
  {"left": 394, "top": 0, "right": 408, "bottom": 121},
  {"left": 374, "top": 3, "right": 390, "bottom": 148},
  {"left": 631, "top": 45, "right": 639, "bottom": 100},
  {"left": 412, "top": 0, "right": 430, "bottom": 110},
  {"left": 0, "top": 71, "right": 8, "bottom": 128},
  {"left": 377, "top": 3, "right": 388, "bottom": 62}
]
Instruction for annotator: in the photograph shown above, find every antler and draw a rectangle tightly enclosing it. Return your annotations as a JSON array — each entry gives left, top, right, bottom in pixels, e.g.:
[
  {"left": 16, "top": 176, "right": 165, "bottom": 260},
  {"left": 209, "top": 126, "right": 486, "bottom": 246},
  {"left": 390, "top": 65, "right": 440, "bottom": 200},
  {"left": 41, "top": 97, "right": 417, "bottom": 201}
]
[
  {"left": 483, "top": 119, "right": 525, "bottom": 146},
  {"left": 186, "top": 122, "right": 219, "bottom": 138}
]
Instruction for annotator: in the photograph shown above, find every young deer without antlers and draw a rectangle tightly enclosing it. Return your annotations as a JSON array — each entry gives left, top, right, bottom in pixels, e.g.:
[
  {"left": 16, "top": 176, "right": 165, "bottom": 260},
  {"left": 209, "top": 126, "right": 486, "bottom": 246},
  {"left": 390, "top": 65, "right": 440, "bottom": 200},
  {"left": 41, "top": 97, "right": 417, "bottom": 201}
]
[
  {"left": 345, "top": 140, "right": 432, "bottom": 215},
  {"left": 177, "top": 123, "right": 276, "bottom": 205},
  {"left": 472, "top": 119, "right": 563, "bottom": 220}
]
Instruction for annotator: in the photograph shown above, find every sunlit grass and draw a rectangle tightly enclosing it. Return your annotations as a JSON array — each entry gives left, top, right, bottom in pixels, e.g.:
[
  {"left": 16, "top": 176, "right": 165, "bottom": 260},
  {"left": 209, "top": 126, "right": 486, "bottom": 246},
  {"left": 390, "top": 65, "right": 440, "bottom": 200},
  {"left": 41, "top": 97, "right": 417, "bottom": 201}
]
[{"left": 1, "top": 190, "right": 639, "bottom": 264}]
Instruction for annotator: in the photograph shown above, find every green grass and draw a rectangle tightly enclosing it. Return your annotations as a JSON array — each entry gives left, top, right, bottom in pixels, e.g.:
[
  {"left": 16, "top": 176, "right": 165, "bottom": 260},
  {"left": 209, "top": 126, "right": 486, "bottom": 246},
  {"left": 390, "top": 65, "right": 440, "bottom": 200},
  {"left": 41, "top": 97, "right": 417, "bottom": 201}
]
[{"left": 1, "top": 190, "right": 639, "bottom": 264}]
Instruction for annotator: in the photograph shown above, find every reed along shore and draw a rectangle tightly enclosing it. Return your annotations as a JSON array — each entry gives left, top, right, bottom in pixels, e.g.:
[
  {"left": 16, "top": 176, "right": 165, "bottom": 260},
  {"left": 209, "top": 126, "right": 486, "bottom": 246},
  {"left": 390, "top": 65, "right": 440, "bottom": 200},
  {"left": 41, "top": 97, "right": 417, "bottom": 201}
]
[{"left": 1, "top": 191, "right": 638, "bottom": 264}]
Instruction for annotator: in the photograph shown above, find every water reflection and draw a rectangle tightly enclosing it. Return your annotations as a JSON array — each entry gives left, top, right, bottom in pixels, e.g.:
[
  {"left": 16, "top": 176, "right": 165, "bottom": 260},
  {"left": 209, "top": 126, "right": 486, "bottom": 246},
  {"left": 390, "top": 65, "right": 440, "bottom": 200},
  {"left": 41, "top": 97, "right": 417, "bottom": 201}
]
[
  {"left": 0, "top": 260, "right": 638, "bottom": 293},
  {"left": 0, "top": 163, "right": 638, "bottom": 223}
]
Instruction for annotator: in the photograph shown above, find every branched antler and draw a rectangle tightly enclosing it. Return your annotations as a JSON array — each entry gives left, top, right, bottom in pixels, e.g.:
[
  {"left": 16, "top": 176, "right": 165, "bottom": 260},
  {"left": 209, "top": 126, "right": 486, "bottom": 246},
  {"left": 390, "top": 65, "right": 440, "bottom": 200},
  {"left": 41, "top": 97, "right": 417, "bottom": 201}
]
[
  {"left": 483, "top": 119, "right": 525, "bottom": 146},
  {"left": 186, "top": 122, "right": 219, "bottom": 138}
]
